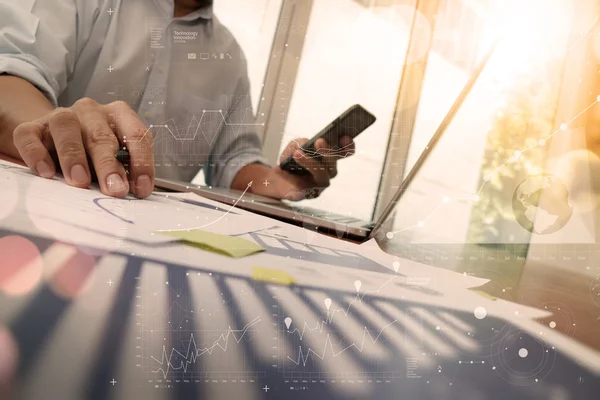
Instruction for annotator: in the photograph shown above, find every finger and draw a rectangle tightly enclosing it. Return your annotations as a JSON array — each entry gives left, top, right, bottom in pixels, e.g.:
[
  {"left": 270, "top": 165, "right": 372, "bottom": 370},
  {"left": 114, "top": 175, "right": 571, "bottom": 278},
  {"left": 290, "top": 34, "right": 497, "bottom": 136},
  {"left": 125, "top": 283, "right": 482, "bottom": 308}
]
[
  {"left": 314, "top": 138, "right": 337, "bottom": 178},
  {"left": 0, "top": 326, "right": 17, "bottom": 395},
  {"left": 293, "top": 149, "right": 330, "bottom": 187},
  {"left": 340, "top": 136, "right": 356, "bottom": 157},
  {"left": 13, "top": 121, "right": 56, "bottom": 179},
  {"left": 47, "top": 108, "right": 92, "bottom": 188},
  {"left": 106, "top": 101, "right": 155, "bottom": 198},
  {"left": 279, "top": 138, "right": 308, "bottom": 164},
  {"left": 80, "top": 110, "right": 129, "bottom": 197}
]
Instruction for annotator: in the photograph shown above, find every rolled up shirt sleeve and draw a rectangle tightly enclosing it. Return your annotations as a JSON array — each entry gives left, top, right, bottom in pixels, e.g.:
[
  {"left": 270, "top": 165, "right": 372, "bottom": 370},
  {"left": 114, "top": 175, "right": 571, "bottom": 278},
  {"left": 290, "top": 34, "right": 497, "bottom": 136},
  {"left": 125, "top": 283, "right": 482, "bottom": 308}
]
[
  {"left": 0, "top": 0, "right": 80, "bottom": 106},
  {"left": 205, "top": 71, "right": 268, "bottom": 188}
]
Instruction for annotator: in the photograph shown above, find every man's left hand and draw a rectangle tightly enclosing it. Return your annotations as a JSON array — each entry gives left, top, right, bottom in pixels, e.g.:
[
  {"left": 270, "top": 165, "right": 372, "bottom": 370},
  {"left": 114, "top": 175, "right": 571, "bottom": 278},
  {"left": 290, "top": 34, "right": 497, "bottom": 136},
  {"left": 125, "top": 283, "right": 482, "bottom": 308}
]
[{"left": 250, "top": 136, "right": 355, "bottom": 201}]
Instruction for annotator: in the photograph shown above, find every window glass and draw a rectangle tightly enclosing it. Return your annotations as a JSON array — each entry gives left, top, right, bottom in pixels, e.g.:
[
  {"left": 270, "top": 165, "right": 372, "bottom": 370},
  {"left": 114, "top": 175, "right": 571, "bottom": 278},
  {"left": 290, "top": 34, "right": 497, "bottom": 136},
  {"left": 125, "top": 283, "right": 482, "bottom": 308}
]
[
  {"left": 214, "top": 0, "right": 284, "bottom": 109},
  {"left": 193, "top": 0, "right": 283, "bottom": 185},
  {"left": 279, "top": 0, "right": 417, "bottom": 221},
  {"left": 388, "top": 0, "right": 575, "bottom": 247}
]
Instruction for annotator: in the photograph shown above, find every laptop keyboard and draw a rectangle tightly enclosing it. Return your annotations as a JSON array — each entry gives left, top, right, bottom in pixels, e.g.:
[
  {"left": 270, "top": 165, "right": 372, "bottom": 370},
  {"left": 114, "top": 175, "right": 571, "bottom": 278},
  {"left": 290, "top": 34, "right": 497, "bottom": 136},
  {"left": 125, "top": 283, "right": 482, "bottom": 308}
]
[{"left": 289, "top": 205, "right": 368, "bottom": 226}]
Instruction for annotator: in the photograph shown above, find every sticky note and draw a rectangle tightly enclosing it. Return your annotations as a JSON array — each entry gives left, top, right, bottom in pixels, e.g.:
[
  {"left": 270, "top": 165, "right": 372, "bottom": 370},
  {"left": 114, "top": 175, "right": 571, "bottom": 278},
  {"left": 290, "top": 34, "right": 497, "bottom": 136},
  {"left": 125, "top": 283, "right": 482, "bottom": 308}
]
[
  {"left": 160, "top": 229, "right": 265, "bottom": 258},
  {"left": 252, "top": 267, "right": 296, "bottom": 286},
  {"left": 469, "top": 289, "right": 497, "bottom": 301}
]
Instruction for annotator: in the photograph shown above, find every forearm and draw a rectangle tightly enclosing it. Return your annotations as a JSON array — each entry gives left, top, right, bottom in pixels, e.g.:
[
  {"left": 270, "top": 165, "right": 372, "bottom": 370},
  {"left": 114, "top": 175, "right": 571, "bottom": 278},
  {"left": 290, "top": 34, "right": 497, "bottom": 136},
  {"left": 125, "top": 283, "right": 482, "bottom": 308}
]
[{"left": 0, "top": 75, "right": 54, "bottom": 159}]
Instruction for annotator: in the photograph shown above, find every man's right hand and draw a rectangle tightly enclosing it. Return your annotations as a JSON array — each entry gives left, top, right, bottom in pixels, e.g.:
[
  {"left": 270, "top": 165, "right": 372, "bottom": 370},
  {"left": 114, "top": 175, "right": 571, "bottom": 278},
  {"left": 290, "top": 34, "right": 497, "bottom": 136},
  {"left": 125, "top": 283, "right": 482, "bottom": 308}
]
[{"left": 12, "top": 98, "right": 155, "bottom": 198}]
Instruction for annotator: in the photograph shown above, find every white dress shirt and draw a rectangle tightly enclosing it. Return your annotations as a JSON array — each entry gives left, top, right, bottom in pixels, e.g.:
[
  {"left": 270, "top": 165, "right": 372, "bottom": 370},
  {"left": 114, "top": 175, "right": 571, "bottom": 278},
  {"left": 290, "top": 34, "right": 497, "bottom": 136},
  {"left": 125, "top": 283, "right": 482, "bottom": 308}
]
[{"left": 0, "top": 0, "right": 265, "bottom": 187}]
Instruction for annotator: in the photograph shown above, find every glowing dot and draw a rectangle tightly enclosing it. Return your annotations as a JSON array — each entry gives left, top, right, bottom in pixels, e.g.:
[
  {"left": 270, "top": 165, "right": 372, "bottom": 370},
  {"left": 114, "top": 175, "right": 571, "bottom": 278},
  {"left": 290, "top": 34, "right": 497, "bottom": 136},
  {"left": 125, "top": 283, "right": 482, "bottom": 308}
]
[
  {"left": 514, "top": 150, "right": 521, "bottom": 157},
  {"left": 436, "top": 326, "right": 440, "bottom": 330},
  {"left": 474, "top": 307, "right": 487, "bottom": 320},
  {"left": 549, "top": 321, "right": 556, "bottom": 329},
  {"left": 443, "top": 196, "right": 451, "bottom": 203},
  {"left": 597, "top": 95, "right": 600, "bottom": 102},
  {"left": 492, "top": 366, "right": 496, "bottom": 370},
  {"left": 392, "top": 261, "right": 400, "bottom": 273},
  {"left": 386, "top": 232, "right": 394, "bottom": 239},
  {"left": 473, "top": 195, "right": 480, "bottom": 202},
  {"left": 560, "top": 123, "right": 567, "bottom": 130},
  {"left": 417, "top": 221, "right": 425, "bottom": 228},
  {"left": 518, "top": 348, "right": 528, "bottom": 358},
  {"left": 483, "top": 175, "right": 490, "bottom": 181},
  {"left": 539, "top": 139, "right": 546, "bottom": 146}
]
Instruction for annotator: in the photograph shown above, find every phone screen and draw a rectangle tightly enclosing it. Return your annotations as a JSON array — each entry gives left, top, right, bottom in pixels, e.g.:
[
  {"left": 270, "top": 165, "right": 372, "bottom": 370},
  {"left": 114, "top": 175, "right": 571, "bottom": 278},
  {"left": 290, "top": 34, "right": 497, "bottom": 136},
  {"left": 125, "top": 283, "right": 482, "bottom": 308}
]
[
  {"left": 280, "top": 104, "right": 376, "bottom": 175},
  {"left": 305, "top": 105, "right": 376, "bottom": 151}
]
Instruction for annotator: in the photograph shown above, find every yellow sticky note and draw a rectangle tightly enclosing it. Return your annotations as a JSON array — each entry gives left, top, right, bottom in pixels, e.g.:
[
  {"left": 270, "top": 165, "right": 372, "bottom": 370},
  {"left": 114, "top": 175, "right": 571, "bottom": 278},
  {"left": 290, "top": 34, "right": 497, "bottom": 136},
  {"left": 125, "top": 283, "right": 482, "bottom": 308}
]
[
  {"left": 160, "top": 230, "right": 265, "bottom": 258},
  {"left": 252, "top": 267, "right": 296, "bottom": 286},
  {"left": 469, "top": 289, "right": 497, "bottom": 301}
]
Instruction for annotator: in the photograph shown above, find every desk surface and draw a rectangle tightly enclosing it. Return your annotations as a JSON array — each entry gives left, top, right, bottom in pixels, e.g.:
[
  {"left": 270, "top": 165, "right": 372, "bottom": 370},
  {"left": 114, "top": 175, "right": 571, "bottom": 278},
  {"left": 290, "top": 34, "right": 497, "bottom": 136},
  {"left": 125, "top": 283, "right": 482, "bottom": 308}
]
[
  {"left": 380, "top": 240, "right": 600, "bottom": 352},
  {"left": 1, "top": 158, "right": 599, "bottom": 400}
]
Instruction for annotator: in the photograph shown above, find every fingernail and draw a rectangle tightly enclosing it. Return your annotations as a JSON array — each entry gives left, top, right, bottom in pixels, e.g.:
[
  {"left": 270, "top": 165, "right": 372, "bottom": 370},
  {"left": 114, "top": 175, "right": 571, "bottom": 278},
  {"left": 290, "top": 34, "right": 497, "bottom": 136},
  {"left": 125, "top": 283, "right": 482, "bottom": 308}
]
[
  {"left": 36, "top": 160, "right": 53, "bottom": 179},
  {"left": 106, "top": 173, "right": 127, "bottom": 193},
  {"left": 135, "top": 175, "right": 152, "bottom": 198},
  {"left": 0, "top": 327, "right": 17, "bottom": 384},
  {"left": 70, "top": 164, "right": 89, "bottom": 185}
]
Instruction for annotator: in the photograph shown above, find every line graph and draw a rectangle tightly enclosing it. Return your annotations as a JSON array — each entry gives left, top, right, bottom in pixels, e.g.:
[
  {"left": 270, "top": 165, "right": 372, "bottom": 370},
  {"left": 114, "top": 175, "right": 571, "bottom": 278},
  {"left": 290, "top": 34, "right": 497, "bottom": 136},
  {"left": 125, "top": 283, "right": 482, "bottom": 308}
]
[
  {"left": 127, "top": 109, "right": 264, "bottom": 146},
  {"left": 281, "top": 277, "right": 404, "bottom": 368},
  {"left": 287, "top": 276, "right": 400, "bottom": 341},
  {"left": 287, "top": 320, "right": 397, "bottom": 367},
  {"left": 151, "top": 316, "right": 262, "bottom": 379},
  {"left": 288, "top": 138, "right": 357, "bottom": 160}
]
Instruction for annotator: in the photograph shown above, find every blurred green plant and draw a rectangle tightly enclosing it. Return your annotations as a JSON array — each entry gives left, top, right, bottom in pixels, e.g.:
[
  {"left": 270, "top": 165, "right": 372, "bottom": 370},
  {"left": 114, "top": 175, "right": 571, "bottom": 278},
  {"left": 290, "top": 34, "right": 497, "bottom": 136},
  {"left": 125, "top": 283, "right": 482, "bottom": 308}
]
[{"left": 466, "top": 64, "right": 562, "bottom": 244}]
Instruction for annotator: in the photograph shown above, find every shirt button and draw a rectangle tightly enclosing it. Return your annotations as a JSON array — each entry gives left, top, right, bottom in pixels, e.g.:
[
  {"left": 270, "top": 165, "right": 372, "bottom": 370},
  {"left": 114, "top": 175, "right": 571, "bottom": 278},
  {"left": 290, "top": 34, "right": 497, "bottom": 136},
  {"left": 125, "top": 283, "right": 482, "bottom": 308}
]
[{"left": 144, "top": 111, "right": 153, "bottom": 119}]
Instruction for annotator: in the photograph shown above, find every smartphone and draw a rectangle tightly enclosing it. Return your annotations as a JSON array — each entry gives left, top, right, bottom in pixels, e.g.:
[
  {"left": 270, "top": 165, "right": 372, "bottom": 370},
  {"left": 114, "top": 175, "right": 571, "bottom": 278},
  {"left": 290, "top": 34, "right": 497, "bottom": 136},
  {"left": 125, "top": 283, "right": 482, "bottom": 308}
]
[{"left": 280, "top": 104, "right": 376, "bottom": 175}]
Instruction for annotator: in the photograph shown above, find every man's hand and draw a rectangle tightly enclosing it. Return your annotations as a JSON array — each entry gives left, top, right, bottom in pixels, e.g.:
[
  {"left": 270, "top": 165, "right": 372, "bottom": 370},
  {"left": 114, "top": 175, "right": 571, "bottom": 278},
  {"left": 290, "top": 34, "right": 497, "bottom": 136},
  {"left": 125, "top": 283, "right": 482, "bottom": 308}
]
[
  {"left": 233, "top": 136, "right": 355, "bottom": 201},
  {"left": 12, "top": 98, "right": 155, "bottom": 198}
]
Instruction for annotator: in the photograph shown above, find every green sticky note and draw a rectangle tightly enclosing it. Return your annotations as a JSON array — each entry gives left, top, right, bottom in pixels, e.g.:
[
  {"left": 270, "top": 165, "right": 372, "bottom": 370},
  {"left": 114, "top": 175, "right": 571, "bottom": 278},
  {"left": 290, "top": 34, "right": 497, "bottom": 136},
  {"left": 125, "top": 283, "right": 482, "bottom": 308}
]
[
  {"left": 252, "top": 267, "right": 296, "bottom": 286},
  {"left": 160, "top": 230, "right": 265, "bottom": 258}
]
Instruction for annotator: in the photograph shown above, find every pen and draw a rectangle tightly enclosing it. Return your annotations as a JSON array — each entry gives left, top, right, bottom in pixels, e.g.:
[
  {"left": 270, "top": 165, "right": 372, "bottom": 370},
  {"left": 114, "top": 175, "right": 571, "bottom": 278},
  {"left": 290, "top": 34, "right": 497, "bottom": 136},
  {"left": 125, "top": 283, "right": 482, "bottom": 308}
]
[{"left": 115, "top": 147, "right": 130, "bottom": 167}]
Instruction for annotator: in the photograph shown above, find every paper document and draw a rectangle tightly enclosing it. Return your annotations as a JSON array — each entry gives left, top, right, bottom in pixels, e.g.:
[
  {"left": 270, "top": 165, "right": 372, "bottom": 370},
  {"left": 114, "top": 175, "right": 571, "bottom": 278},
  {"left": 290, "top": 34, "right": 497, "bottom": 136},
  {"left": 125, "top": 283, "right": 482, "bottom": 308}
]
[{"left": 0, "top": 160, "right": 275, "bottom": 249}]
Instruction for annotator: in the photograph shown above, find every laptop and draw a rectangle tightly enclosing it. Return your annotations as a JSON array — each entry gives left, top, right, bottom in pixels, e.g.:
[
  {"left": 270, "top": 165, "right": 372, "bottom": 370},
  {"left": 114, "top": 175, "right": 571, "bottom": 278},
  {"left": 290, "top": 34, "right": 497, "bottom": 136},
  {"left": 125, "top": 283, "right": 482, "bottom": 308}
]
[{"left": 155, "top": 42, "right": 497, "bottom": 242}]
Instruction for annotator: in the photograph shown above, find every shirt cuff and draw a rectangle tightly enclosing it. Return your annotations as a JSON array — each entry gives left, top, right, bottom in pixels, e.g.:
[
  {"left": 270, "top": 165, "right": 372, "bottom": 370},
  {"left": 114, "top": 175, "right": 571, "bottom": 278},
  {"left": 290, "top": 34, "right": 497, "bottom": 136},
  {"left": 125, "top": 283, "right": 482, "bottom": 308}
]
[
  {"left": 0, "top": 54, "right": 59, "bottom": 106},
  {"left": 217, "top": 152, "right": 270, "bottom": 189}
]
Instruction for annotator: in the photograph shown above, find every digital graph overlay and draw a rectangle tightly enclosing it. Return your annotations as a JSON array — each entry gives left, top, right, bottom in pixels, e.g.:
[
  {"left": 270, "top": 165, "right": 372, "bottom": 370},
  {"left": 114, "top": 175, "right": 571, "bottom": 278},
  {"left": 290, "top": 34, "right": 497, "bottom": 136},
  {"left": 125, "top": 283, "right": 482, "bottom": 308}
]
[
  {"left": 126, "top": 255, "right": 593, "bottom": 389},
  {"left": 108, "top": 86, "right": 265, "bottom": 163},
  {"left": 273, "top": 278, "right": 483, "bottom": 381},
  {"left": 151, "top": 317, "right": 262, "bottom": 379},
  {"left": 137, "top": 269, "right": 269, "bottom": 384}
]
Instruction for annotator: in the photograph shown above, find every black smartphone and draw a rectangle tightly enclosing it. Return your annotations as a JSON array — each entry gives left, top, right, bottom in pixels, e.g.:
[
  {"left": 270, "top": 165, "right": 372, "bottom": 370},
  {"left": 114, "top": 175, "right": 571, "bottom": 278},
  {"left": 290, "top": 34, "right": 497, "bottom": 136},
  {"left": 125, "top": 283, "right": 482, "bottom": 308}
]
[{"left": 280, "top": 104, "right": 376, "bottom": 175}]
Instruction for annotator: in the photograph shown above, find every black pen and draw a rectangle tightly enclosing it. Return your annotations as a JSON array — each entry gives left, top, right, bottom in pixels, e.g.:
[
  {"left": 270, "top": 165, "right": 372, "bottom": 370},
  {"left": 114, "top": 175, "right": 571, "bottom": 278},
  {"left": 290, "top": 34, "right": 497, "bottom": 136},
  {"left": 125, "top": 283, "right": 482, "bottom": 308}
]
[{"left": 115, "top": 147, "right": 130, "bottom": 168}]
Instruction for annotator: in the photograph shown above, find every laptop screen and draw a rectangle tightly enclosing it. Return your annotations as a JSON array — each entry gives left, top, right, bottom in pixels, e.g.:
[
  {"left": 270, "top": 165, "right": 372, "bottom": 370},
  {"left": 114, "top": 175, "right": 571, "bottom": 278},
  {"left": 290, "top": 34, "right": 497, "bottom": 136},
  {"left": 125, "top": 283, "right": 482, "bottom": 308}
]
[{"left": 377, "top": 35, "right": 597, "bottom": 261}]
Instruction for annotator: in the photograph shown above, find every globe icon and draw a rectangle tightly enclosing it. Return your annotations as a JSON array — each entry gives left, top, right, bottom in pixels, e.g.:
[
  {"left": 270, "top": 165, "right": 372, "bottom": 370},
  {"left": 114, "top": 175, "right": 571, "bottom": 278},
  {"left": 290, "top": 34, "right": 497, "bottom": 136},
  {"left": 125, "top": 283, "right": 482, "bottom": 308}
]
[{"left": 512, "top": 175, "right": 573, "bottom": 234}]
